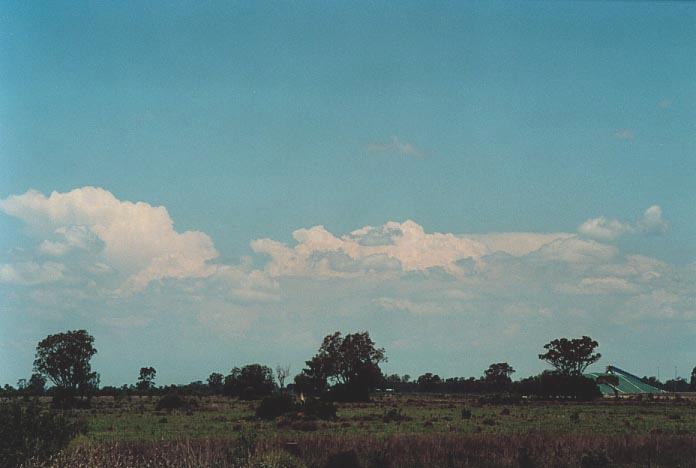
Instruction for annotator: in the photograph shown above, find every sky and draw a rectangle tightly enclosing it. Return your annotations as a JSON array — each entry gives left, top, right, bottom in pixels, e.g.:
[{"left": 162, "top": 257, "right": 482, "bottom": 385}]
[{"left": 1, "top": 1, "right": 695, "bottom": 387}]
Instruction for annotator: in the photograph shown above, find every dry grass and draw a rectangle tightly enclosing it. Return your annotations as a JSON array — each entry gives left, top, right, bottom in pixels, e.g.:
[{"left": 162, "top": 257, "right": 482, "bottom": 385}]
[{"left": 21, "top": 432, "right": 696, "bottom": 467}]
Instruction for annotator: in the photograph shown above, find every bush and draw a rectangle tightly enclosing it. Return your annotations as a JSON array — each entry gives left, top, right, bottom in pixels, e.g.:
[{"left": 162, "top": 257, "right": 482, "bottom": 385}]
[
  {"left": 155, "top": 393, "right": 189, "bottom": 412},
  {"left": 514, "top": 373, "right": 601, "bottom": 401},
  {"left": 303, "top": 398, "right": 337, "bottom": 420},
  {"left": 256, "top": 394, "right": 295, "bottom": 420},
  {"left": 325, "top": 383, "right": 369, "bottom": 402},
  {"left": 0, "top": 399, "right": 84, "bottom": 467}
]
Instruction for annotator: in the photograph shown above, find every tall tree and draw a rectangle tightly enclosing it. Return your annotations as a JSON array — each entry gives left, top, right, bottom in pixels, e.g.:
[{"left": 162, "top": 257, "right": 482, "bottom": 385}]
[
  {"left": 298, "top": 331, "right": 386, "bottom": 399},
  {"left": 33, "top": 330, "right": 98, "bottom": 398},
  {"left": 136, "top": 367, "right": 157, "bottom": 392},
  {"left": 538, "top": 336, "right": 601, "bottom": 375},
  {"left": 484, "top": 362, "right": 515, "bottom": 391},
  {"left": 275, "top": 364, "right": 291, "bottom": 389},
  {"left": 207, "top": 372, "right": 224, "bottom": 393}
]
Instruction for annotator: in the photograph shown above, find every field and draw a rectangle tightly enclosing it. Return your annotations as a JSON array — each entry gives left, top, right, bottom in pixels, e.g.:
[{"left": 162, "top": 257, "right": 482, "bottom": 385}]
[{"left": 22, "top": 393, "right": 696, "bottom": 467}]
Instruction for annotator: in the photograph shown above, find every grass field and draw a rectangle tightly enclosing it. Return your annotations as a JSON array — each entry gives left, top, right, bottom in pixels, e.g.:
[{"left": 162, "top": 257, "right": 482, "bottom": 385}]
[{"left": 18, "top": 394, "right": 696, "bottom": 467}]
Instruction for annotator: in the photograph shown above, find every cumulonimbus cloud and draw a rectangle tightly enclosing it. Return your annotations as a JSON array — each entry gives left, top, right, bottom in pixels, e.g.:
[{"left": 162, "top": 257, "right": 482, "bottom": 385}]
[{"left": 0, "top": 187, "right": 219, "bottom": 292}]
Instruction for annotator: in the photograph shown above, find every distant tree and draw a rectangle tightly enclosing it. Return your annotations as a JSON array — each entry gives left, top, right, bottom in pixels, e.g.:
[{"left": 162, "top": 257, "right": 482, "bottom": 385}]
[
  {"left": 539, "top": 336, "right": 601, "bottom": 375},
  {"left": 33, "top": 330, "right": 98, "bottom": 402},
  {"left": 207, "top": 372, "right": 224, "bottom": 393},
  {"left": 27, "top": 373, "right": 46, "bottom": 395},
  {"left": 417, "top": 373, "right": 442, "bottom": 392},
  {"left": 384, "top": 373, "right": 402, "bottom": 389},
  {"left": 484, "top": 363, "right": 515, "bottom": 391},
  {"left": 224, "top": 364, "right": 275, "bottom": 399},
  {"left": 641, "top": 376, "right": 664, "bottom": 390},
  {"left": 296, "top": 331, "right": 386, "bottom": 401},
  {"left": 136, "top": 367, "right": 157, "bottom": 392},
  {"left": 275, "top": 364, "right": 291, "bottom": 389},
  {"left": 665, "top": 377, "right": 690, "bottom": 393},
  {"left": 691, "top": 367, "right": 696, "bottom": 391}
]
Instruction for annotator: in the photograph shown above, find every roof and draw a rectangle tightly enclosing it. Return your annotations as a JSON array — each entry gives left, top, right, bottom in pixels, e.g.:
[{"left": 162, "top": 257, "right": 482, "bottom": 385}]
[{"left": 585, "top": 365, "right": 665, "bottom": 395}]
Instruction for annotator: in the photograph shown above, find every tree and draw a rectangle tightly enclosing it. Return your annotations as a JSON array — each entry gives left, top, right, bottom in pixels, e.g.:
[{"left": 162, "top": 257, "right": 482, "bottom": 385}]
[
  {"left": 33, "top": 330, "right": 98, "bottom": 400},
  {"left": 275, "top": 364, "right": 291, "bottom": 389},
  {"left": 223, "top": 364, "right": 275, "bottom": 399},
  {"left": 207, "top": 372, "right": 224, "bottom": 393},
  {"left": 27, "top": 373, "right": 46, "bottom": 396},
  {"left": 691, "top": 366, "right": 696, "bottom": 391},
  {"left": 136, "top": 367, "right": 157, "bottom": 392},
  {"left": 297, "top": 331, "right": 386, "bottom": 401},
  {"left": 417, "top": 373, "right": 442, "bottom": 392},
  {"left": 538, "top": 336, "right": 601, "bottom": 375},
  {"left": 484, "top": 362, "right": 515, "bottom": 391}
]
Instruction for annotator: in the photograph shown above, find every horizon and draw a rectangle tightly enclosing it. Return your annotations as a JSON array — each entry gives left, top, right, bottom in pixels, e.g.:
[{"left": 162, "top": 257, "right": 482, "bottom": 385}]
[{"left": 1, "top": 1, "right": 695, "bottom": 387}]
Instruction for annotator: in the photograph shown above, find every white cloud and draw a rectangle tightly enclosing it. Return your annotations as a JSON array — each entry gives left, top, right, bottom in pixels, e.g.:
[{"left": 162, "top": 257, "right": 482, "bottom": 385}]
[
  {"left": 252, "top": 220, "right": 490, "bottom": 277},
  {"left": 558, "top": 276, "right": 638, "bottom": 295},
  {"left": 374, "top": 297, "right": 447, "bottom": 316},
  {"left": 468, "top": 232, "right": 573, "bottom": 256},
  {"left": 535, "top": 237, "right": 617, "bottom": 264},
  {"left": 0, "top": 187, "right": 219, "bottom": 293},
  {"left": 639, "top": 205, "right": 668, "bottom": 235},
  {"left": 578, "top": 217, "right": 631, "bottom": 241},
  {"left": 0, "top": 261, "right": 65, "bottom": 285},
  {"left": 366, "top": 136, "right": 424, "bottom": 158},
  {"left": 578, "top": 205, "right": 668, "bottom": 241}
]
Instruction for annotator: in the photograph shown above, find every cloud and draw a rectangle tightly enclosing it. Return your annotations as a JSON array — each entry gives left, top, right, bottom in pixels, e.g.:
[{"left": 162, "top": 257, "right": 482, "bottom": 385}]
[
  {"left": 535, "top": 237, "right": 617, "bottom": 264},
  {"left": 578, "top": 205, "right": 668, "bottom": 241},
  {"left": 366, "top": 136, "right": 424, "bottom": 158},
  {"left": 0, "top": 261, "right": 65, "bottom": 285},
  {"left": 557, "top": 276, "right": 638, "bottom": 295},
  {"left": 252, "top": 220, "right": 490, "bottom": 277},
  {"left": 374, "top": 297, "right": 447, "bottom": 316},
  {"left": 639, "top": 205, "right": 669, "bottom": 235},
  {"left": 0, "top": 187, "right": 219, "bottom": 293},
  {"left": 614, "top": 129, "right": 635, "bottom": 140}
]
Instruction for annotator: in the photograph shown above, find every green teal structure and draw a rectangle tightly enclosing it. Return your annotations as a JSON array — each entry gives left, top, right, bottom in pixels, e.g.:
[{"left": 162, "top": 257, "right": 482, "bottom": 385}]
[{"left": 585, "top": 365, "right": 665, "bottom": 396}]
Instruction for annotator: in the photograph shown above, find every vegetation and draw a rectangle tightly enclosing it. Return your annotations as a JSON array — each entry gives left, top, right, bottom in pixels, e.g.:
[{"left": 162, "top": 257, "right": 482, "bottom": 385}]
[
  {"left": 0, "top": 399, "right": 83, "bottom": 468},
  {"left": 4, "top": 329, "right": 696, "bottom": 466},
  {"left": 538, "top": 336, "right": 601, "bottom": 375},
  {"left": 33, "top": 330, "right": 98, "bottom": 407}
]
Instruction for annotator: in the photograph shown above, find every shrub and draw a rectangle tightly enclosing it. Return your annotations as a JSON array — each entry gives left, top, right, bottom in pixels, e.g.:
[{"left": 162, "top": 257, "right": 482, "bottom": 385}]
[
  {"left": 256, "top": 394, "right": 295, "bottom": 420},
  {"left": 323, "top": 450, "right": 361, "bottom": 468},
  {"left": 0, "top": 399, "right": 83, "bottom": 467},
  {"left": 461, "top": 408, "right": 472, "bottom": 419},
  {"left": 515, "top": 372, "right": 601, "bottom": 401},
  {"left": 325, "top": 382, "right": 370, "bottom": 402},
  {"left": 303, "top": 398, "right": 337, "bottom": 420},
  {"left": 155, "top": 393, "right": 189, "bottom": 412}
]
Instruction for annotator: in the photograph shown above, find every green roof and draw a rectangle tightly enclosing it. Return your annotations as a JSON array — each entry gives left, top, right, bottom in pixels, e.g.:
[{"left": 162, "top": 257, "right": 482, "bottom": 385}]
[{"left": 585, "top": 366, "right": 665, "bottom": 395}]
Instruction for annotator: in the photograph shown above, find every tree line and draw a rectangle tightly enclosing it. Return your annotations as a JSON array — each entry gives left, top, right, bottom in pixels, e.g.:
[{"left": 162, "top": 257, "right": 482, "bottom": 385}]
[{"left": 3, "top": 330, "right": 696, "bottom": 405}]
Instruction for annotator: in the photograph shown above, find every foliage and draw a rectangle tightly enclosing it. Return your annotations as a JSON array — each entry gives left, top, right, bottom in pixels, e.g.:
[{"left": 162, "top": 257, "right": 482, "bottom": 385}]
[
  {"left": 33, "top": 329, "right": 98, "bottom": 402},
  {"left": 0, "top": 399, "right": 83, "bottom": 467},
  {"left": 302, "top": 398, "right": 337, "bottom": 420},
  {"left": 224, "top": 364, "right": 276, "bottom": 400},
  {"left": 136, "top": 367, "right": 157, "bottom": 392},
  {"left": 515, "top": 372, "right": 602, "bottom": 401},
  {"left": 256, "top": 394, "right": 295, "bottom": 420},
  {"left": 207, "top": 372, "right": 224, "bottom": 393},
  {"left": 538, "top": 336, "right": 601, "bottom": 375},
  {"left": 483, "top": 363, "right": 515, "bottom": 392},
  {"left": 417, "top": 373, "right": 442, "bottom": 392},
  {"left": 297, "top": 331, "right": 386, "bottom": 401},
  {"left": 155, "top": 393, "right": 191, "bottom": 412}
]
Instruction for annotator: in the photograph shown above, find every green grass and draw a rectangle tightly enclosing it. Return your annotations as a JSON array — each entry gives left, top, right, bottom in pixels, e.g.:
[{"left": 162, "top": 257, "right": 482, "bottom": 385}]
[{"left": 79, "top": 394, "right": 696, "bottom": 443}]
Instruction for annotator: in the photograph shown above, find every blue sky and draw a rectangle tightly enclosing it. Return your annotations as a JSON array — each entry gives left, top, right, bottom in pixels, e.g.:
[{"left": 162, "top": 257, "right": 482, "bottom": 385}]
[{"left": 1, "top": 1, "right": 695, "bottom": 387}]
